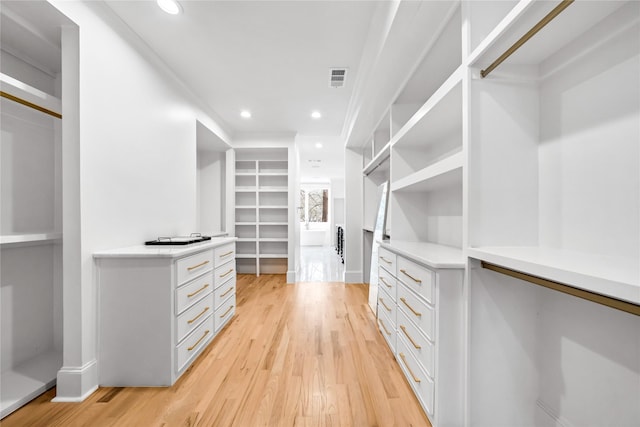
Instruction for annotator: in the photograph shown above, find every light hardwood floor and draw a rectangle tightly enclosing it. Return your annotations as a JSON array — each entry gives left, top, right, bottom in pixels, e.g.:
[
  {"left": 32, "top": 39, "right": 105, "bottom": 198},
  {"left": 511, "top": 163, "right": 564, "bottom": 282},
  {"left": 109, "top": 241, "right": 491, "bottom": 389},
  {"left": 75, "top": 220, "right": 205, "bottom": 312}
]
[{"left": 3, "top": 275, "right": 431, "bottom": 426}]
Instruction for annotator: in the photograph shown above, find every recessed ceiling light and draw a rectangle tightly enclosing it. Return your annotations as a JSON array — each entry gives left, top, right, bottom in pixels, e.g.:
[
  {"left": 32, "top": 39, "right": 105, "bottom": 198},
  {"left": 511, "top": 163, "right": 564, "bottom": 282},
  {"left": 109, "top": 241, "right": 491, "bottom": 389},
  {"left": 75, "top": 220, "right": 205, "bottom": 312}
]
[
  {"left": 311, "top": 111, "right": 322, "bottom": 119},
  {"left": 240, "top": 110, "right": 252, "bottom": 119},
  {"left": 315, "top": 142, "right": 323, "bottom": 148},
  {"left": 157, "top": 0, "right": 182, "bottom": 15}
]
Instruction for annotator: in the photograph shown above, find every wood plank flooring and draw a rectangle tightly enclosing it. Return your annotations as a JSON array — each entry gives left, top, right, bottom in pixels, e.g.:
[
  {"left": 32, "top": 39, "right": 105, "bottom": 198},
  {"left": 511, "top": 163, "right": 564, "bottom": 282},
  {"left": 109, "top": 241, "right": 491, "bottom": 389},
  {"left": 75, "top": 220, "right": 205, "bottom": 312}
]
[{"left": 2, "top": 275, "right": 431, "bottom": 426}]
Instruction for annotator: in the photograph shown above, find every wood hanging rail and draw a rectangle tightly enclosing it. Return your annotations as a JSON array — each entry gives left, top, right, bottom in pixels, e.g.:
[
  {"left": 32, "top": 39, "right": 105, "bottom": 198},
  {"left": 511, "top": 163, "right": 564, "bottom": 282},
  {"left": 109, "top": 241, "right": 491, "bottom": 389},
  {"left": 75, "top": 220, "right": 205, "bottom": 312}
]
[
  {"left": 481, "top": 0, "right": 574, "bottom": 78},
  {"left": 0, "top": 90, "right": 62, "bottom": 119},
  {"left": 481, "top": 261, "right": 640, "bottom": 316}
]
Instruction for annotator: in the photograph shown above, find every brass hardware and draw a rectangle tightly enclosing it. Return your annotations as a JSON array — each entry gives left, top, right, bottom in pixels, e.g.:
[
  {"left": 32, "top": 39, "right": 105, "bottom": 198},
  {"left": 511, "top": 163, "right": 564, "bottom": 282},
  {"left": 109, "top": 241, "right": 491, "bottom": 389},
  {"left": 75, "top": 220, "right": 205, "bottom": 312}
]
[
  {"left": 187, "top": 330, "right": 210, "bottom": 351},
  {"left": 378, "top": 319, "right": 391, "bottom": 336},
  {"left": 400, "top": 325, "right": 422, "bottom": 350},
  {"left": 0, "top": 90, "right": 62, "bottom": 119},
  {"left": 187, "top": 260, "right": 210, "bottom": 271},
  {"left": 380, "top": 277, "right": 392, "bottom": 288},
  {"left": 481, "top": 262, "right": 640, "bottom": 317},
  {"left": 379, "top": 256, "right": 392, "bottom": 264},
  {"left": 378, "top": 297, "right": 392, "bottom": 312},
  {"left": 400, "top": 269, "right": 422, "bottom": 284},
  {"left": 481, "top": 0, "right": 574, "bottom": 78},
  {"left": 400, "top": 298, "right": 422, "bottom": 317},
  {"left": 187, "top": 284, "right": 209, "bottom": 298},
  {"left": 220, "top": 287, "right": 234, "bottom": 298},
  {"left": 220, "top": 269, "right": 234, "bottom": 278},
  {"left": 399, "top": 353, "right": 421, "bottom": 383},
  {"left": 220, "top": 305, "right": 234, "bottom": 318},
  {"left": 187, "top": 307, "right": 210, "bottom": 324},
  {"left": 220, "top": 251, "right": 234, "bottom": 258}
]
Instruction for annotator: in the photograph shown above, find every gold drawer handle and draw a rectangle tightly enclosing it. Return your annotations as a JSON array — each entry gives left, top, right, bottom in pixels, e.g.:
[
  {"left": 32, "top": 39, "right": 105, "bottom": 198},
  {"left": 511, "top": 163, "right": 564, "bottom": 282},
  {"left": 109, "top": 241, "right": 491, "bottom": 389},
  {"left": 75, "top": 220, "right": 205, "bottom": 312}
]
[
  {"left": 220, "top": 286, "right": 234, "bottom": 298},
  {"left": 187, "top": 330, "right": 210, "bottom": 351},
  {"left": 187, "top": 307, "right": 210, "bottom": 324},
  {"left": 399, "top": 353, "right": 421, "bottom": 383},
  {"left": 378, "top": 319, "right": 391, "bottom": 336},
  {"left": 378, "top": 297, "right": 392, "bottom": 312},
  {"left": 219, "top": 250, "right": 234, "bottom": 258},
  {"left": 379, "top": 256, "right": 392, "bottom": 264},
  {"left": 400, "top": 297, "right": 422, "bottom": 317},
  {"left": 187, "top": 260, "right": 210, "bottom": 271},
  {"left": 220, "top": 268, "right": 234, "bottom": 278},
  {"left": 220, "top": 305, "right": 234, "bottom": 318},
  {"left": 379, "top": 277, "right": 392, "bottom": 288},
  {"left": 187, "top": 284, "right": 210, "bottom": 298},
  {"left": 400, "top": 269, "right": 422, "bottom": 284},
  {"left": 400, "top": 325, "right": 421, "bottom": 350}
]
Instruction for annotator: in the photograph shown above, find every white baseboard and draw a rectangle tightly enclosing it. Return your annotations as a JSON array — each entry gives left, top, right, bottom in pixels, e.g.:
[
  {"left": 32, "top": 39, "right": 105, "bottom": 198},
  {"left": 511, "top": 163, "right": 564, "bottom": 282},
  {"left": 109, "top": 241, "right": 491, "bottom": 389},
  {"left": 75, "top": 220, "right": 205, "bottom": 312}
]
[
  {"left": 286, "top": 270, "right": 295, "bottom": 284},
  {"left": 343, "top": 270, "right": 363, "bottom": 283},
  {"left": 52, "top": 359, "right": 98, "bottom": 402}
]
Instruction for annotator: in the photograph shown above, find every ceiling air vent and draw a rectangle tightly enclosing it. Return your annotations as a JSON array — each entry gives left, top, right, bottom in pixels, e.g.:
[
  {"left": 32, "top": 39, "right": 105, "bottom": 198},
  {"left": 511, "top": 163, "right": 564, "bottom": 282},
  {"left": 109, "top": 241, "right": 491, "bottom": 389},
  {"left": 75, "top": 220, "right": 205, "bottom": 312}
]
[{"left": 329, "top": 68, "right": 347, "bottom": 88}]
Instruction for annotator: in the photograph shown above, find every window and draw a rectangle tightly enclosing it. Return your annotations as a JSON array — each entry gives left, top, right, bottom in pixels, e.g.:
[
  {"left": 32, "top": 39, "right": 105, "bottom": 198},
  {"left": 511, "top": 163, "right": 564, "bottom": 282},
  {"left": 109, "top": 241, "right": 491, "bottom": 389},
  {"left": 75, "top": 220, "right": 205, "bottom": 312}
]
[{"left": 299, "top": 189, "right": 328, "bottom": 223}]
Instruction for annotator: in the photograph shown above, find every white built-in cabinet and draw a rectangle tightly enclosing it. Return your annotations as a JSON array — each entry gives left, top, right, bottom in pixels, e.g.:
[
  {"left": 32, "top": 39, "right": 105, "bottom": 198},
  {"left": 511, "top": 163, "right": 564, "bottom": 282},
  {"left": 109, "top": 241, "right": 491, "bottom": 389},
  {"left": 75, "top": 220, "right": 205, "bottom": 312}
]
[
  {"left": 234, "top": 148, "right": 289, "bottom": 275},
  {"left": 360, "top": 1, "right": 639, "bottom": 425}
]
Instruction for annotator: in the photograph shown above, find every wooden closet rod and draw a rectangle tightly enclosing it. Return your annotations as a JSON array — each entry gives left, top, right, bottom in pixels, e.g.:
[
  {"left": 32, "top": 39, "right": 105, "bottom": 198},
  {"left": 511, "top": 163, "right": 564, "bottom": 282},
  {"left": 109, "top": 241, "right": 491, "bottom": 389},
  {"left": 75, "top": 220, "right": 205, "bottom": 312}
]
[
  {"left": 480, "top": 0, "right": 574, "bottom": 78},
  {"left": 1, "top": 91, "right": 62, "bottom": 119},
  {"left": 481, "top": 261, "right": 640, "bottom": 316}
]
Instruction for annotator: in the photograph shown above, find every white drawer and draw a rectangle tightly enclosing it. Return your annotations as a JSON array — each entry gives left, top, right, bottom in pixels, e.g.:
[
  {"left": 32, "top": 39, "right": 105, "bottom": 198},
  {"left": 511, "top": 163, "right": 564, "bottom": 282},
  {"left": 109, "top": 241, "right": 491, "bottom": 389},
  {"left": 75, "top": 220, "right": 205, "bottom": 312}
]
[
  {"left": 176, "top": 314, "right": 214, "bottom": 373},
  {"left": 214, "top": 243, "right": 235, "bottom": 268},
  {"left": 397, "top": 307, "right": 434, "bottom": 379},
  {"left": 397, "top": 334, "right": 435, "bottom": 417},
  {"left": 377, "top": 309, "right": 396, "bottom": 355},
  {"left": 397, "top": 256, "right": 435, "bottom": 305},
  {"left": 176, "top": 292, "right": 214, "bottom": 344},
  {"left": 215, "top": 294, "right": 235, "bottom": 332},
  {"left": 397, "top": 282, "right": 435, "bottom": 342},
  {"left": 377, "top": 287, "right": 396, "bottom": 327},
  {"left": 214, "top": 262, "right": 236, "bottom": 288},
  {"left": 378, "top": 246, "right": 396, "bottom": 275},
  {"left": 214, "top": 280, "right": 235, "bottom": 309},
  {"left": 378, "top": 266, "right": 396, "bottom": 301},
  {"left": 176, "top": 272, "right": 213, "bottom": 315},
  {"left": 176, "top": 250, "right": 214, "bottom": 286}
]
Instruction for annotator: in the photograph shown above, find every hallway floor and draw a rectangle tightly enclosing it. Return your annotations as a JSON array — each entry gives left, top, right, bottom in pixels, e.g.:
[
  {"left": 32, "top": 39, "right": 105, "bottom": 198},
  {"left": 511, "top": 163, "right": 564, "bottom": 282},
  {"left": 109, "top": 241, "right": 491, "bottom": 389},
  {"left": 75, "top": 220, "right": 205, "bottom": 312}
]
[{"left": 298, "top": 245, "right": 344, "bottom": 282}]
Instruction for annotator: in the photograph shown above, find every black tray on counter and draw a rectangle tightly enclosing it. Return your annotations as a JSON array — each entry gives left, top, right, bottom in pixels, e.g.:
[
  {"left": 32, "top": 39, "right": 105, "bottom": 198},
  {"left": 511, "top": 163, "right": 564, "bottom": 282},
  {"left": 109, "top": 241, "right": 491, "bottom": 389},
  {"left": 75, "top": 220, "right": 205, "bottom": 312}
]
[{"left": 145, "top": 235, "right": 212, "bottom": 246}]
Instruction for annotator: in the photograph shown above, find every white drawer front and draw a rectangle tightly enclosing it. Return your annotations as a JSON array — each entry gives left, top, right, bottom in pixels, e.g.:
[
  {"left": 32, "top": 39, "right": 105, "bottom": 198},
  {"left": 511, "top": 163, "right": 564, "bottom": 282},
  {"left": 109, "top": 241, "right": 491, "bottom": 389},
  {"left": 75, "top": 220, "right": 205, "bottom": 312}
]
[
  {"left": 176, "top": 272, "right": 213, "bottom": 315},
  {"left": 214, "top": 262, "right": 236, "bottom": 288},
  {"left": 177, "top": 293, "right": 214, "bottom": 344},
  {"left": 397, "top": 307, "right": 434, "bottom": 379},
  {"left": 397, "top": 282, "right": 435, "bottom": 342},
  {"left": 397, "top": 256, "right": 435, "bottom": 305},
  {"left": 378, "top": 266, "right": 396, "bottom": 302},
  {"left": 176, "top": 250, "right": 214, "bottom": 286},
  {"left": 176, "top": 314, "right": 214, "bottom": 373},
  {"left": 215, "top": 294, "right": 235, "bottom": 332},
  {"left": 214, "top": 280, "right": 236, "bottom": 309},
  {"left": 377, "top": 309, "right": 396, "bottom": 355},
  {"left": 397, "top": 334, "right": 435, "bottom": 417},
  {"left": 214, "top": 243, "right": 235, "bottom": 268},
  {"left": 377, "top": 287, "right": 396, "bottom": 328},
  {"left": 378, "top": 246, "right": 396, "bottom": 276}
]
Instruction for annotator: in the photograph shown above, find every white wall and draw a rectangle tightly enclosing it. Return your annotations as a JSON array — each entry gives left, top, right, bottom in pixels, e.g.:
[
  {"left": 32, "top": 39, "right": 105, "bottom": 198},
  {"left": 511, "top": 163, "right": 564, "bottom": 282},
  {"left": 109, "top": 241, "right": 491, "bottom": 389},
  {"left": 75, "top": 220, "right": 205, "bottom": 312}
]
[
  {"left": 197, "top": 150, "right": 224, "bottom": 233},
  {"left": 49, "top": 0, "right": 230, "bottom": 401},
  {"left": 343, "top": 148, "right": 363, "bottom": 283}
]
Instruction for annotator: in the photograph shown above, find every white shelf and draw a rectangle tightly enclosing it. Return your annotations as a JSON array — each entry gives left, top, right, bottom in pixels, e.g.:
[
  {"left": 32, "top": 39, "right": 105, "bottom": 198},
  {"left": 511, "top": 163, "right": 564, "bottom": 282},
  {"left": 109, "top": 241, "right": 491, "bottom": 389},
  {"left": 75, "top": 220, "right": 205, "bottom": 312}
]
[
  {"left": 380, "top": 240, "right": 465, "bottom": 270},
  {"left": 468, "top": 246, "right": 640, "bottom": 305},
  {"left": 0, "top": 73, "right": 62, "bottom": 116},
  {"left": 0, "top": 349, "right": 61, "bottom": 419},
  {"left": 235, "top": 222, "right": 257, "bottom": 226},
  {"left": 236, "top": 238, "right": 256, "bottom": 242},
  {"left": 236, "top": 253, "right": 257, "bottom": 259},
  {"left": 259, "top": 206, "right": 288, "bottom": 209},
  {"left": 235, "top": 205, "right": 257, "bottom": 209},
  {"left": 235, "top": 187, "right": 256, "bottom": 192},
  {"left": 362, "top": 142, "right": 391, "bottom": 176},
  {"left": 259, "top": 238, "right": 288, "bottom": 242},
  {"left": 391, "top": 151, "right": 463, "bottom": 193},
  {"left": 0, "top": 232, "right": 62, "bottom": 246},
  {"left": 260, "top": 222, "right": 287, "bottom": 226},
  {"left": 259, "top": 254, "right": 288, "bottom": 259},
  {"left": 258, "top": 187, "right": 288, "bottom": 192},
  {"left": 258, "top": 171, "right": 288, "bottom": 176}
]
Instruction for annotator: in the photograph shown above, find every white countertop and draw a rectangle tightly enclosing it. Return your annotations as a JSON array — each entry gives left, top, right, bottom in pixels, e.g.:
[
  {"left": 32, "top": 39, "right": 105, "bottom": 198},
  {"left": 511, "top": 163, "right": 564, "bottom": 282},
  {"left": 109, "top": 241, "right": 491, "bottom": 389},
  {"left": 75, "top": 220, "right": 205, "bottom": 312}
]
[
  {"left": 378, "top": 240, "right": 465, "bottom": 269},
  {"left": 93, "top": 236, "right": 236, "bottom": 259}
]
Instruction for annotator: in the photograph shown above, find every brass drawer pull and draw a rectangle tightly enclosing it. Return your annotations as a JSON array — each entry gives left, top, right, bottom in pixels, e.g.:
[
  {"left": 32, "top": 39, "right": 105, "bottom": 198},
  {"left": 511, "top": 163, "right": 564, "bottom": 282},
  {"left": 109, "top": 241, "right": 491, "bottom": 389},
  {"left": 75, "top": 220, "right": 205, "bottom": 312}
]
[
  {"left": 399, "top": 353, "right": 421, "bottom": 383},
  {"left": 378, "top": 319, "right": 391, "bottom": 336},
  {"left": 400, "top": 269, "right": 422, "bottom": 284},
  {"left": 400, "top": 297, "right": 422, "bottom": 317},
  {"left": 379, "top": 256, "right": 392, "bottom": 264},
  {"left": 187, "top": 307, "right": 210, "bottom": 324},
  {"left": 400, "top": 325, "right": 421, "bottom": 349},
  {"left": 219, "top": 251, "right": 234, "bottom": 258},
  {"left": 220, "top": 305, "right": 234, "bottom": 318},
  {"left": 187, "top": 330, "right": 210, "bottom": 351},
  {"left": 379, "top": 277, "right": 392, "bottom": 288},
  {"left": 220, "top": 268, "right": 234, "bottom": 278},
  {"left": 378, "top": 297, "right": 392, "bottom": 312},
  {"left": 220, "top": 287, "right": 234, "bottom": 298},
  {"left": 187, "top": 260, "right": 210, "bottom": 271},
  {"left": 187, "top": 284, "right": 209, "bottom": 298}
]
